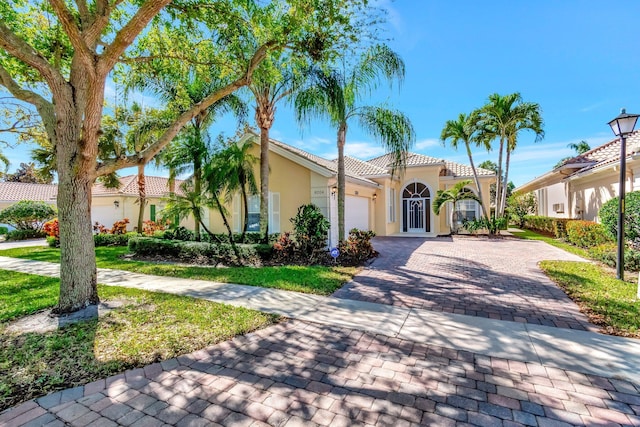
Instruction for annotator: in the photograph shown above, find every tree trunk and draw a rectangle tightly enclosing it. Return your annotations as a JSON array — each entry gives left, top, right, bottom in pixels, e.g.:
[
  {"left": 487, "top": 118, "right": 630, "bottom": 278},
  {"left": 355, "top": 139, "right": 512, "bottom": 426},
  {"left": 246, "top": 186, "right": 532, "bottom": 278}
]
[
  {"left": 55, "top": 103, "right": 99, "bottom": 313},
  {"left": 256, "top": 99, "right": 275, "bottom": 244},
  {"left": 495, "top": 135, "right": 505, "bottom": 217},
  {"left": 501, "top": 148, "right": 512, "bottom": 220},
  {"left": 193, "top": 154, "right": 202, "bottom": 242},
  {"left": 241, "top": 175, "right": 249, "bottom": 242},
  {"left": 337, "top": 123, "right": 347, "bottom": 242},
  {"left": 466, "top": 143, "right": 489, "bottom": 220},
  {"left": 213, "top": 192, "right": 235, "bottom": 245},
  {"left": 136, "top": 164, "right": 146, "bottom": 233}
]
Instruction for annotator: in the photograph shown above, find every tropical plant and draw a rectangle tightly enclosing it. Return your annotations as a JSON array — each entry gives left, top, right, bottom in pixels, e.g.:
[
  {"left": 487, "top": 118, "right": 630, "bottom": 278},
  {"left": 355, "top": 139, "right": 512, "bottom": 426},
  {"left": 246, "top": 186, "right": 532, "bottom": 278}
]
[
  {"left": 249, "top": 57, "right": 306, "bottom": 242},
  {"left": 2, "top": 162, "right": 51, "bottom": 184},
  {"left": 291, "top": 203, "right": 330, "bottom": 261},
  {"left": 477, "top": 93, "right": 544, "bottom": 217},
  {"left": 432, "top": 180, "right": 482, "bottom": 234},
  {"left": 0, "top": 200, "right": 56, "bottom": 231},
  {"left": 441, "top": 112, "right": 489, "bottom": 219},
  {"left": 160, "top": 180, "right": 216, "bottom": 242},
  {"left": 218, "top": 141, "right": 259, "bottom": 240},
  {"left": 506, "top": 191, "right": 537, "bottom": 228},
  {"left": 295, "top": 44, "right": 415, "bottom": 241},
  {"left": 554, "top": 140, "right": 592, "bottom": 169}
]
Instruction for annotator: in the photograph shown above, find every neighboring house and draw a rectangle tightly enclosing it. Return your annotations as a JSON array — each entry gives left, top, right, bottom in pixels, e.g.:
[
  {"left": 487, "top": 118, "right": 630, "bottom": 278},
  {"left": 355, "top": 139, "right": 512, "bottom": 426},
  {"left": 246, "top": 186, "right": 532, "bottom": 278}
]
[
  {"left": 0, "top": 175, "right": 191, "bottom": 232},
  {"left": 205, "top": 132, "right": 495, "bottom": 245},
  {"left": 516, "top": 131, "right": 640, "bottom": 222}
]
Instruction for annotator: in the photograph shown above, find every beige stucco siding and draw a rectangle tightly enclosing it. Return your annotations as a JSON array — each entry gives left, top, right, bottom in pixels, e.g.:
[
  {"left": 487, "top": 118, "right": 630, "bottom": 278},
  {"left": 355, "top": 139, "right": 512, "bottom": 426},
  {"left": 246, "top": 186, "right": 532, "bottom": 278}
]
[
  {"left": 92, "top": 195, "right": 193, "bottom": 231},
  {"left": 570, "top": 171, "right": 629, "bottom": 222}
]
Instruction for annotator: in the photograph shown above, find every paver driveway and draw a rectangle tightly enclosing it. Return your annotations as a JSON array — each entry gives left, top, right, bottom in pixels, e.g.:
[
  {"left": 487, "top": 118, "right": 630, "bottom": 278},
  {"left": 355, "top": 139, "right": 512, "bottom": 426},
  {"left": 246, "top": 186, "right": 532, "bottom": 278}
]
[
  {"left": 4, "top": 320, "right": 639, "bottom": 427},
  {"left": 334, "top": 236, "right": 595, "bottom": 331}
]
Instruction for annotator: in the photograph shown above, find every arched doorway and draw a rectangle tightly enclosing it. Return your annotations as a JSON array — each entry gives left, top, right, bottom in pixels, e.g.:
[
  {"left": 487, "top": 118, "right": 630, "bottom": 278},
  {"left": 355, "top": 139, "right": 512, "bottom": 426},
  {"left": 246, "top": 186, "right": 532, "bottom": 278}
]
[{"left": 402, "top": 182, "right": 431, "bottom": 233}]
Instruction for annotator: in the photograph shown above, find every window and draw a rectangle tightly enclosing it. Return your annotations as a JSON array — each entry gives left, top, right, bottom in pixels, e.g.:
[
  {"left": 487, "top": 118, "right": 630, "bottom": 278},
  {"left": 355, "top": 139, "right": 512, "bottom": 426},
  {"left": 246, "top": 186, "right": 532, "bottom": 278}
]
[
  {"left": 233, "top": 193, "right": 280, "bottom": 233},
  {"left": 247, "top": 195, "right": 260, "bottom": 232},
  {"left": 455, "top": 199, "right": 478, "bottom": 223},
  {"left": 388, "top": 188, "right": 396, "bottom": 223},
  {"left": 150, "top": 204, "right": 156, "bottom": 221}
]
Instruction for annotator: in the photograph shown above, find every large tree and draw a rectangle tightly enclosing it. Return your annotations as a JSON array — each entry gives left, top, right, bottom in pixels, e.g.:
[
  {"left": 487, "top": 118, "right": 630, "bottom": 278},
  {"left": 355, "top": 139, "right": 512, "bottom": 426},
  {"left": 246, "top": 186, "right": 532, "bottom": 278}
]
[
  {"left": 477, "top": 93, "right": 544, "bottom": 217},
  {"left": 0, "top": 0, "right": 367, "bottom": 313},
  {"left": 295, "top": 44, "right": 415, "bottom": 241},
  {"left": 440, "top": 112, "right": 490, "bottom": 219}
]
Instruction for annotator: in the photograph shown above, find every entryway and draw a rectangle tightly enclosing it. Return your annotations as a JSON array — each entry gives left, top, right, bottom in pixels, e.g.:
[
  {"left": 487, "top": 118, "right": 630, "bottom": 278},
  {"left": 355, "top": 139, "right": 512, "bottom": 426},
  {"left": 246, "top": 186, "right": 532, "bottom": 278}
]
[{"left": 402, "top": 181, "right": 430, "bottom": 233}]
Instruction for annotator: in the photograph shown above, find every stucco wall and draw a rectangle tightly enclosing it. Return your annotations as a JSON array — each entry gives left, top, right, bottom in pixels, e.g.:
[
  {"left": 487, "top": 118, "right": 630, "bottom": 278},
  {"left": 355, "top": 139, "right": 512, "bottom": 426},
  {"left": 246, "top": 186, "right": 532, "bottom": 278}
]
[
  {"left": 92, "top": 195, "right": 193, "bottom": 231},
  {"left": 571, "top": 172, "right": 620, "bottom": 222}
]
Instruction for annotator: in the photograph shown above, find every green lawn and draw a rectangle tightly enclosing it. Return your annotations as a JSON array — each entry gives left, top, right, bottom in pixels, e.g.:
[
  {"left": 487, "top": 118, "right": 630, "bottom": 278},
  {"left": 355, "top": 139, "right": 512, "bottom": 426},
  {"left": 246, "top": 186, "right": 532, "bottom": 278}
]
[
  {"left": 0, "top": 246, "right": 357, "bottom": 295},
  {"left": 509, "top": 228, "right": 590, "bottom": 258},
  {"left": 0, "top": 269, "right": 277, "bottom": 411},
  {"left": 540, "top": 261, "right": 640, "bottom": 337}
]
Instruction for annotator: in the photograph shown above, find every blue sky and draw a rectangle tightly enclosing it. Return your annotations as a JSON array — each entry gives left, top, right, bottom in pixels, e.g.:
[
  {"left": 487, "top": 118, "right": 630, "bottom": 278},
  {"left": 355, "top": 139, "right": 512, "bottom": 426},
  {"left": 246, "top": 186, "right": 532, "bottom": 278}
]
[{"left": 5, "top": 0, "right": 640, "bottom": 186}]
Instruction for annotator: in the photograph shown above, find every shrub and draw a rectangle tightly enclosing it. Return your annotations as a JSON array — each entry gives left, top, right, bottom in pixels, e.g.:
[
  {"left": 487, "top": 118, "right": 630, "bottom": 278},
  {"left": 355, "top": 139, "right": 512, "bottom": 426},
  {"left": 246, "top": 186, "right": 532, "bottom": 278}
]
[
  {"left": 272, "top": 232, "right": 297, "bottom": 263},
  {"left": 600, "top": 191, "right": 640, "bottom": 248},
  {"left": 565, "top": 221, "right": 613, "bottom": 248},
  {"left": 127, "top": 237, "right": 269, "bottom": 266},
  {"left": 46, "top": 236, "right": 60, "bottom": 248},
  {"left": 338, "top": 229, "right": 376, "bottom": 265},
  {"left": 291, "top": 204, "right": 330, "bottom": 262},
  {"left": 0, "top": 226, "right": 8, "bottom": 235},
  {"left": 523, "top": 216, "right": 572, "bottom": 238},
  {"left": 6, "top": 229, "right": 46, "bottom": 241},
  {"left": 94, "top": 232, "right": 138, "bottom": 247},
  {"left": 43, "top": 219, "right": 59, "bottom": 238},
  {"left": 588, "top": 243, "right": 640, "bottom": 272},
  {"left": 506, "top": 192, "right": 537, "bottom": 228},
  {"left": 0, "top": 200, "right": 56, "bottom": 231},
  {"left": 163, "top": 226, "right": 194, "bottom": 241},
  {"left": 462, "top": 216, "right": 507, "bottom": 234},
  {"left": 110, "top": 218, "right": 130, "bottom": 235},
  {"left": 142, "top": 219, "right": 171, "bottom": 236}
]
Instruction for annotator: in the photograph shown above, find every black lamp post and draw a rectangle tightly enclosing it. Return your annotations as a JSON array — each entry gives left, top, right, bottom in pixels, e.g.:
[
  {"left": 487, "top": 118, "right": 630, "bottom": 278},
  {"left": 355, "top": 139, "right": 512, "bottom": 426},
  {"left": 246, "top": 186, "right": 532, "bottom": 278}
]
[{"left": 607, "top": 108, "right": 639, "bottom": 280}]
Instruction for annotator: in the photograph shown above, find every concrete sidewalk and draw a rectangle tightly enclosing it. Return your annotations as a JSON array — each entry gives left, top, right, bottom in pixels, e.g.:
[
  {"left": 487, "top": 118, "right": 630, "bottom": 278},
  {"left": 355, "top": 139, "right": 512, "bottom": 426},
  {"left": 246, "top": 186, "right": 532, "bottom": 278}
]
[{"left": 2, "top": 255, "right": 640, "bottom": 386}]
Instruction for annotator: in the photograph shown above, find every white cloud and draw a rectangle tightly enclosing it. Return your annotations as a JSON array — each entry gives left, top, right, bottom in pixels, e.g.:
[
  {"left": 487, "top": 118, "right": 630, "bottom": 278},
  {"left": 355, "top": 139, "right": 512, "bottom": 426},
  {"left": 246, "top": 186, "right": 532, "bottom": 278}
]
[{"left": 414, "top": 138, "right": 439, "bottom": 150}]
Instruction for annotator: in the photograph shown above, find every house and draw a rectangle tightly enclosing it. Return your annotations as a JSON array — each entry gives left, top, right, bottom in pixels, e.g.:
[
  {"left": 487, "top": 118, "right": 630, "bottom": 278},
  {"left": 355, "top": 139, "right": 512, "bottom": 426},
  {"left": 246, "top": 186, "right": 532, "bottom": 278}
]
[
  {"left": 203, "top": 132, "right": 495, "bottom": 245},
  {"left": 515, "top": 131, "right": 640, "bottom": 222},
  {"left": 0, "top": 175, "right": 191, "bottom": 231}
]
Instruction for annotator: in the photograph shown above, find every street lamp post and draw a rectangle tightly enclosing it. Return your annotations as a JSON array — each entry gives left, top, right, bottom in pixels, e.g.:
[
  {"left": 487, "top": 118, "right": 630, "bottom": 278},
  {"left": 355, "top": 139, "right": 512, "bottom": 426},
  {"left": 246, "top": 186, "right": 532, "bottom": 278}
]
[{"left": 607, "top": 108, "right": 639, "bottom": 281}]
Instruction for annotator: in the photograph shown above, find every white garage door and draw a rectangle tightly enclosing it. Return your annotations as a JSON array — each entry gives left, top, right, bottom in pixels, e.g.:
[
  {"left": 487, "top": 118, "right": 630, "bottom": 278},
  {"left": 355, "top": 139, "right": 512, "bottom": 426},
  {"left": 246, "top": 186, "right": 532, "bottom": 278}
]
[{"left": 345, "top": 196, "right": 369, "bottom": 232}]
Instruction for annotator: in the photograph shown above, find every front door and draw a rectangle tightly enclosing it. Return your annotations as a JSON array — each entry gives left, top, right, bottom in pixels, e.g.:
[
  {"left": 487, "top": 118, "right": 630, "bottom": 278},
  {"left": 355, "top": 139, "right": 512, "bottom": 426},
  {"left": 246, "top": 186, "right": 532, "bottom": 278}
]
[{"left": 407, "top": 199, "right": 425, "bottom": 232}]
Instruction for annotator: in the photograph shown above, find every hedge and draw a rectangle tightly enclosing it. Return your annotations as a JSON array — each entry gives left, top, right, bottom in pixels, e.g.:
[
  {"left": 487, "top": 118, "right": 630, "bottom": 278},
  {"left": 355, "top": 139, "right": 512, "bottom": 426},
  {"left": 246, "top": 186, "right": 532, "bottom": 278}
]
[
  {"left": 523, "top": 216, "right": 572, "bottom": 238},
  {"left": 588, "top": 243, "right": 640, "bottom": 272},
  {"left": 94, "top": 232, "right": 139, "bottom": 247},
  {"left": 128, "top": 237, "right": 272, "bottom": 266},
  {"left": 565, "top": 221, "right": 613, "bottom": 248}
]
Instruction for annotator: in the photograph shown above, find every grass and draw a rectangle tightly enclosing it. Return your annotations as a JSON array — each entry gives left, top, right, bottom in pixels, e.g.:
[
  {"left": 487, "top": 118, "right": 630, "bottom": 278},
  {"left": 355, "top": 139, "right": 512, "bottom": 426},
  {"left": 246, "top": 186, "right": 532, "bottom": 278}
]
[
  {"left": 0, "top": 246, "right": 357, "bottom": 295},
  {"left": 540, "top": 261, "right": 640, "bottom": 338},
  {"left": 0, "top": 269, "right": 278, "bottom": 411},
  {"left": 509, "top": 228, "right": 590, "bottom": 258}
]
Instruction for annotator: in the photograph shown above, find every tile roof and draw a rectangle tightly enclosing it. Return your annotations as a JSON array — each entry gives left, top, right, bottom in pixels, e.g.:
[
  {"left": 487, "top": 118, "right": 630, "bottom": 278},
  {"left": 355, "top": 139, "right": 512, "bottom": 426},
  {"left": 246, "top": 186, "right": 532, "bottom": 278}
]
[
  {"left": 442, "top": 161, "right": 495, "bottom": 178},
  {"left": 563, "top": 131, "right": 640, "bottom": 175},
  {"left": 256, "top": 132, "right": 495, "bottom": 182},
  {"left": 268, "top": 138, "right": 380, "bottom": 186},
  {"left": 93, "top": 175, "right": 183, "bottom": 197},
  {"left": 0, "top": 182, "right": 57, "bottom": 202}
]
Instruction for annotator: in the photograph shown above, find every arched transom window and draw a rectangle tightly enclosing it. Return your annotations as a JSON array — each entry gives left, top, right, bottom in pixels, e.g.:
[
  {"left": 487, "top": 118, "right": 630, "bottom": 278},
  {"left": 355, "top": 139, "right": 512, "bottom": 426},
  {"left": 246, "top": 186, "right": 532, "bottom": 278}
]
[{"left": 402, "top": 182, "right": 430, "bottom": 199}]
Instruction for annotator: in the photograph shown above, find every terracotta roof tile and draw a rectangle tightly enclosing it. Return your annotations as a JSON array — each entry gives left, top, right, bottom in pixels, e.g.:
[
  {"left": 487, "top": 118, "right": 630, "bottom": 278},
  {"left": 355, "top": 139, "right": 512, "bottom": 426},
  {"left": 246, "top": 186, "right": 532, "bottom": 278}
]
[
  {"left": 93, "top": 175, "right": 183, "bottom": 197},
  {"left": 563, "top": 130, "right": 640, "bottom": 175},
  {"left": 366, "top": 152, "right": 494, "bottom": 178},
  {"left": 0, "top": 182, "right": 57, "bottom": 202}
]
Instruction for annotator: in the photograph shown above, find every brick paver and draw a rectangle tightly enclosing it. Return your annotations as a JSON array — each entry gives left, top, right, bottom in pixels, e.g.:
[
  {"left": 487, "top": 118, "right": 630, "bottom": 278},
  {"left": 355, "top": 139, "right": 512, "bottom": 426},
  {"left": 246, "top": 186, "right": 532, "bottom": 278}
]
[
  {"left": 2, "top": 320, "right": 637, "bottom": 426},
  {"left": 333, "top": 236, "right": 596, "bottom": 330}
]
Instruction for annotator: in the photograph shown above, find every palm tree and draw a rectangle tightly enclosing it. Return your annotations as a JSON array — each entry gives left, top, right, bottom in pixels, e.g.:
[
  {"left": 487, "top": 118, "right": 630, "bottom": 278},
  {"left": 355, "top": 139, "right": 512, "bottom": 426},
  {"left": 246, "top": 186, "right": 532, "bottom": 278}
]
[
  {"left": 433, "top": 180, "right": 482, "bottom": 234},
  {"left": 249, "top": 58, "right": 304, "bottom": 243},
  {"left": 141, "top": 75, "right": 246, "bottom": 241},
  {"left": 568, "top": 140, "right": 590, "bottom": 154},
  {"left": 213, "top": 140, "right": 259, "bottom": 241},
  {"left": 478, "top": 93, "right": 544, "bottom": 217},
  {"left": 440, "top": 112, "right": 490, "bottom": 219},
  {"left": 294, "top": 44, "right": 415, "bottom": 241},
  {"left": 160, "top": 179, "right": 216, "bottom": 237}
]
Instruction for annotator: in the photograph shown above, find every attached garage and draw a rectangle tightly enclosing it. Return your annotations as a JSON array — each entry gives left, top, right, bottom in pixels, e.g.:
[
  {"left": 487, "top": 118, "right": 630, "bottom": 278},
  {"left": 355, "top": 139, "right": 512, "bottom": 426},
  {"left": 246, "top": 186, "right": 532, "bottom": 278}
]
[{"left": 345, "top": 195, "right": 370, "bottom": 232}]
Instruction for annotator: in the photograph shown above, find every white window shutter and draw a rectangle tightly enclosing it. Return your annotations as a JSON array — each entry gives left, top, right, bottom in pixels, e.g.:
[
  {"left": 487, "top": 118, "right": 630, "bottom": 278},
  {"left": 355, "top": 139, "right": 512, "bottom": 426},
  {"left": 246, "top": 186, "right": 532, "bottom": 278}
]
[
  {"left": 269, "top": 192, "right": 280, "bottom": 233},
  {"left": 232, "top": 194, "right": 240, "bottom": 232}
]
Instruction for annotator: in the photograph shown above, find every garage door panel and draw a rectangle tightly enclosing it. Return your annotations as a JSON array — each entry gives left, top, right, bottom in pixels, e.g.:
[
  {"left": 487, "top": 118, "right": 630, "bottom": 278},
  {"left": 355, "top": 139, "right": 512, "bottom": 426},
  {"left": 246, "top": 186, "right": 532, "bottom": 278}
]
[{"left": 345, "top": 196, "right": 369, "bottom": 232}]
